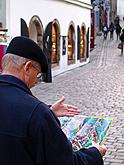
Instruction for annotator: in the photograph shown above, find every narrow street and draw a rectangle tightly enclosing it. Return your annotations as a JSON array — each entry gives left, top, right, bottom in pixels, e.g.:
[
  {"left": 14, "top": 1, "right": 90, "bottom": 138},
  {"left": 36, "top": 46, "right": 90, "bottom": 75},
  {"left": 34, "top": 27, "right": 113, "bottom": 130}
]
[{"left": 32, "top": 28, "right": 124, "bottom": 165}]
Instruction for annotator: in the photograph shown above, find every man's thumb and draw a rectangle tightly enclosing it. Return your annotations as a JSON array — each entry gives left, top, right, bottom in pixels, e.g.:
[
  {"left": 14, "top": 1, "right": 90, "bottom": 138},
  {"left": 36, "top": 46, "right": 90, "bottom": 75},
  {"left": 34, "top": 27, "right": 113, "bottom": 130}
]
[{"left": 59, "top": 96, "right": 65, "bottom": 104}]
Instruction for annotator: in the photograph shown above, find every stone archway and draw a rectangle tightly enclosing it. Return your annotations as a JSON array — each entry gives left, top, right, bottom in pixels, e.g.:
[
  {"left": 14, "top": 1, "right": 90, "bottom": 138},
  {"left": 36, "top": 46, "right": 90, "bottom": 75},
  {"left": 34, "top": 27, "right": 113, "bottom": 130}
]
[
  {"left": 29, "top": 15, "right": 44, "bottom": 49},
  {"left": 67, "top": 22, "right": 75, "bottom": 65}
]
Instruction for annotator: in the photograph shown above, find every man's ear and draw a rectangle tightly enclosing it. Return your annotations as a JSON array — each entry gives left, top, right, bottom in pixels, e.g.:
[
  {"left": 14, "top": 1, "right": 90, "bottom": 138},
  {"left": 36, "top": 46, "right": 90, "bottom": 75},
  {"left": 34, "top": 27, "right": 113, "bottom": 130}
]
[{"left": 23, "top": 60, "right": 32, "bottom": 73}]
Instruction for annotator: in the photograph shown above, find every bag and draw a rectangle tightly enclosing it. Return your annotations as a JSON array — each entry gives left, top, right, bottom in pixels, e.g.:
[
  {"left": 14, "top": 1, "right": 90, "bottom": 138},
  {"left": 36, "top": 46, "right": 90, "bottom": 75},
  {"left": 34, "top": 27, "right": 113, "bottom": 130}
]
[
  {"left": 104, "top": 26, "right": 107, "bottom": 32},
  {"left": 118, "top": 42, "right": 123, "bottom": 49}
]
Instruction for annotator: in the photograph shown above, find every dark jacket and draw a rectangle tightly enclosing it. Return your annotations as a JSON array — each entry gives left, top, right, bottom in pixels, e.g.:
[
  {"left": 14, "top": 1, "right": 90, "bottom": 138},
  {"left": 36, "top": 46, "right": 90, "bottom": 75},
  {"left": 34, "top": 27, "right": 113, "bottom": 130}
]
[
  {"left": 116, "top": 24, "right": 122, "bottom": 34},
  {"left": 120, "top": 32, "right": 124, "bottom": 42},
  {"left": 109, "top": 23, "right": 114, "bottom": 33},
  {"left": 0, "top": 75, "right": 103, "bottom": 165}
]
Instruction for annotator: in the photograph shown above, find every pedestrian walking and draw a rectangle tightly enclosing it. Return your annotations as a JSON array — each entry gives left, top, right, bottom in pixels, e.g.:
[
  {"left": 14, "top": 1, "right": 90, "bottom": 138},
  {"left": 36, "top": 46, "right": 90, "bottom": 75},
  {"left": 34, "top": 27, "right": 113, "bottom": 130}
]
[
  {"left": 114, "top": 16, "right": 120, "bottom": 26},
  {"left": 0, "top": 36, "right": 107, "bottom": 165},
  {"left": 120, "top": 29, "right": 124, "bottom": 55},
  {"left": 115, "top": 24, "right": 122, "bottom": 40},
  {"left": 109, "top": 22, "right": 114, "bottom": 40},
  {"left": 103, "top": 25, "right": 108, "bottom": 40}
]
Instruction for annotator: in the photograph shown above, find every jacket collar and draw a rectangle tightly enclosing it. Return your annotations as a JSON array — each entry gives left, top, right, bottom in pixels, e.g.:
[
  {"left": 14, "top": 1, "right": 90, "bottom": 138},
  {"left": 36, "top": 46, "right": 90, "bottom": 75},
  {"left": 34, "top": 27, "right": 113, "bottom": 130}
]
[{"left": 0, "top": 74, "right": 32, "bottom": 95}]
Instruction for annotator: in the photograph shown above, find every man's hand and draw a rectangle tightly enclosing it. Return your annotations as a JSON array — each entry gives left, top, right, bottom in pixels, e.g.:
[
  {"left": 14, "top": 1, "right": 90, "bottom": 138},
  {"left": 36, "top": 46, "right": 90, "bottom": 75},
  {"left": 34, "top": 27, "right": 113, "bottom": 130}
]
[
  {"left": 92, "top": 142, "right": 107, "bottom": 157},
  {"left": 50, "top": 96, "right": 81, "bottom": 117}
]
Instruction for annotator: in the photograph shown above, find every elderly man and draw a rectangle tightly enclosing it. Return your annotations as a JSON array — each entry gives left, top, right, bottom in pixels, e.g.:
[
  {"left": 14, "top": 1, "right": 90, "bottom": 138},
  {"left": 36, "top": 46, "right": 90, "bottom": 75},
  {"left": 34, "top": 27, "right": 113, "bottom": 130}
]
[{"left": 0, "top": 36, "right": 107, "bottom": 165}]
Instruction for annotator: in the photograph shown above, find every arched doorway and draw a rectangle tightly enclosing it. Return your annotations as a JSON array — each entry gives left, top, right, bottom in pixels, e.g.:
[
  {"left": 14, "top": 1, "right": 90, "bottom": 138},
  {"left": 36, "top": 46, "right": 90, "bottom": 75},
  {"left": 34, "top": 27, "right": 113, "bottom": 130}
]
[
  {"left": 67, "top": 23, "right": 75, "bottom": 65},
  {"left": 29, "top": 15, "right": 44, "bottom": 49},
  {"left": 80, "top": 24, "right": 86, "bottom": 60},
  {"left": 52, "top": 19, "right": 60, "bottom": 67}
]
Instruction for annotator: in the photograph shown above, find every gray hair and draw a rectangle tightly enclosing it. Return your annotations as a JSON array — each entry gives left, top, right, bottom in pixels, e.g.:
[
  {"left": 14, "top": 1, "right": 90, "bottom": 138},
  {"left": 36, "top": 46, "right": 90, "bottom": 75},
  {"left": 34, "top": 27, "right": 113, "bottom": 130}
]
[{"left": 2, "top": 53, "right": 40, "bottom": 71}]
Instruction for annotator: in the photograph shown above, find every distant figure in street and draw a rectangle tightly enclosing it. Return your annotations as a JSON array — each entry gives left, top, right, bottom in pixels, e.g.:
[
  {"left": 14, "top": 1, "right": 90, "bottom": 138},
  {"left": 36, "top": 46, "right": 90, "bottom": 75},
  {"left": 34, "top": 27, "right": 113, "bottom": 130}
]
[
  {"left": 109, "top": 22, "right": 114, "bottom": 40},
  {"left": 115, "top": 24, "right": 122, "bottom": 40},
  {"left": 120, "top": 29, "right": 124, "bottom": 55},
  {"left": 114, "top": 16, "right": 120, "bottom": 26},
  {"left": 103, "top": 25, "right": 108, "bottom": 40}
]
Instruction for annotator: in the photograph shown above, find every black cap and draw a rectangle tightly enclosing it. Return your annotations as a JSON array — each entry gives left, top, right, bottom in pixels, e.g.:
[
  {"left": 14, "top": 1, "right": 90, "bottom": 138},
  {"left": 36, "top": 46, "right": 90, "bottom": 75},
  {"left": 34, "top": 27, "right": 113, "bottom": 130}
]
[{"left": 6, "top": 36, "right": 48, "bottom": 73}]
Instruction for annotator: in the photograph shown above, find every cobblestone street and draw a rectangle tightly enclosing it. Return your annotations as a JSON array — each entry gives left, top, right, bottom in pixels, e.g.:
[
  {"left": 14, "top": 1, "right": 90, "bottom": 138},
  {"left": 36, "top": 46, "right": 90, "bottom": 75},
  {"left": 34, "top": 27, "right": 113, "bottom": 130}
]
[{"left": 32, "top": 29, "right": 124, "bottom": 165}]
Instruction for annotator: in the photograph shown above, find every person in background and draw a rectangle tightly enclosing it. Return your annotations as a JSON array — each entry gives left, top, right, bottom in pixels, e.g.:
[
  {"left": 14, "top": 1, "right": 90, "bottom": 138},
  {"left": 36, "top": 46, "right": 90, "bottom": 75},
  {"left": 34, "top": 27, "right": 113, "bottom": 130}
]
[
  {"left": 109, "top": 22, "right": 114, "bottom": 40},
  {"left": 0, "top": 36, "right": 107, "bottom": 165},
  {"left": 114, "top": 16, "right": 120, "bottom": 26},
  {"left": 115, "top": 24, "right": 122, "bottom": 40},
  {"left": 103, "top": 25, "right": 108, "bottom": 40},
  {"left": 120, "top": 29, "right": 124, "bottom": 55}
]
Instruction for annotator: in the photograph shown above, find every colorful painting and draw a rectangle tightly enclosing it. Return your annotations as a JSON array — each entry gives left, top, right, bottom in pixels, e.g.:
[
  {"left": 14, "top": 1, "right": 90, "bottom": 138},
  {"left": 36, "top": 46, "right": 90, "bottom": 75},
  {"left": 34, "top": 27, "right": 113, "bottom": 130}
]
[{"left": 59, "top": 115, "right": 113, "bottom": 151}]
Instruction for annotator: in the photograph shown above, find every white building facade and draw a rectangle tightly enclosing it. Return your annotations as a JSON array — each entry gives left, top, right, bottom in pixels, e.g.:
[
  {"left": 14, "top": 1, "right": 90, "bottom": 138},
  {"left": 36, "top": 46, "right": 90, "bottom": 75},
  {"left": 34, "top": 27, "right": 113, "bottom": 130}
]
[
  {"left": 1, "top": 0, "right": 92, "bottom": 82},
  {"left": 117, "top": 0, "right": 124, "bottom": 20}
]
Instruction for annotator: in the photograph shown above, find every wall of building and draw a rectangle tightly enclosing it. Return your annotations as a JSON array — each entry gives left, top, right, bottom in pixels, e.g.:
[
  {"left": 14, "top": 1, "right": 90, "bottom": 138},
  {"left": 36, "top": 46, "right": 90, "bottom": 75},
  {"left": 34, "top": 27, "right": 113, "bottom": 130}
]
[
  {"left": 110, "top": 0, "right": 117, "bottom": 22},
  {"left": 0, "top": 0, "right": 6, "bottom": 28},
  {"left": 117, "top": 0, "right": 124, "bottom": 20},
  {"left": 6, "top": 0, "right": 91, "bottom": 38},
  {"left": 78, "top": 0, "right": 91, "bottom": 3},
  {"left": 5, "top": 0, "right": 91, "bottom": 77}
]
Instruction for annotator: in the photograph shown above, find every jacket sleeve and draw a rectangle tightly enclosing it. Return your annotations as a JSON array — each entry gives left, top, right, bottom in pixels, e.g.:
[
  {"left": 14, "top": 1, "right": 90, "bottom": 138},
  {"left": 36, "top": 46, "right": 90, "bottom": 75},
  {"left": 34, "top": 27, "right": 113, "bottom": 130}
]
[
  {"left": 73, "top": 147, "right": 103, "bottom": 165},
  {"left": 29, "top": 103, "right": 104, "bottom": 165},
  {"left": 120, "top": 34, "right": 124, "bottom": 42}
]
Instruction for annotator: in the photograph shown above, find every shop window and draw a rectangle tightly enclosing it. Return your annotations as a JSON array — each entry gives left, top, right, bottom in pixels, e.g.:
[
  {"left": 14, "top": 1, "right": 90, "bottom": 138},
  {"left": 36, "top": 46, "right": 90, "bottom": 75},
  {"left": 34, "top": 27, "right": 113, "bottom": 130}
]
[
  {"left": 52, "top": 23, "right": 60, "bottom": 66},
  {"left": 52, "top": 25, "right": 57, "bottom": 63},
  {"left": 80, "top": 26, "right": 86, "bottom": 59},
  {"left": 68, "top": 25, "right": 75, "bottom": 64},
  {"left": 0, "top": 22, "right": 7, "bottom": 42}
]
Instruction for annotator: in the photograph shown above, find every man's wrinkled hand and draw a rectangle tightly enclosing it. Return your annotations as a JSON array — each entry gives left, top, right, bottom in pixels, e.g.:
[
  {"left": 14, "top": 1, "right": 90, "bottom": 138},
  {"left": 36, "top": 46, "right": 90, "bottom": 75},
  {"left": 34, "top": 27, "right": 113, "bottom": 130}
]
[{"left": 50, "top": 96, "right": 81, "bottom": 117}]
